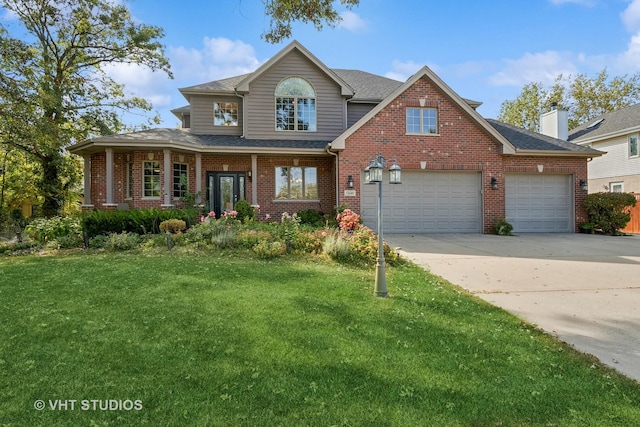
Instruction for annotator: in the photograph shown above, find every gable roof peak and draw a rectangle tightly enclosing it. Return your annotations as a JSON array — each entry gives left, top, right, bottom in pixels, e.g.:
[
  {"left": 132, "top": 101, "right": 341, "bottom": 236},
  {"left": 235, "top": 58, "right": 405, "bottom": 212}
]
[{"left": 235, "top": 40, "right": 354, "bottom": 96}]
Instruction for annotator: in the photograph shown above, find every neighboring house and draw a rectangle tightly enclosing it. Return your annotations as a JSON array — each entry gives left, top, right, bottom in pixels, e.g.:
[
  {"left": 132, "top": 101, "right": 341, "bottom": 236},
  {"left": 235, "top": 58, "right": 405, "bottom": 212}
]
[
  {"left": 569, "top": 103, "right": 640, "bottom": 194},
  {"left": 69, "top": 40, "right": 602, "bottom": 233}
]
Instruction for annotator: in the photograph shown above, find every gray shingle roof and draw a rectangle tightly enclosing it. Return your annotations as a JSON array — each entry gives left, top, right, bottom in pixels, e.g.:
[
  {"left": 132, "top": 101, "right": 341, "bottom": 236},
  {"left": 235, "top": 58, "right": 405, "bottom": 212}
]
[
  {"left": 487, "top": 119, "right": 602, "bottom": 154},
  {"left": 569, "top": 103, "right": 640, "bottom": 142},
  {"left": 86, "top": 128, "right": 330, "bottom": 150}
]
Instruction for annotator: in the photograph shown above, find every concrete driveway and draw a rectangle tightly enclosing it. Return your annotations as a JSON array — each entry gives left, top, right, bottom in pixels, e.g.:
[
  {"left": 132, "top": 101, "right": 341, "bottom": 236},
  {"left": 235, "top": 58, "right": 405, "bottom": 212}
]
[{"left": 385, "top": 233, "right": 640, "bottom": 382}]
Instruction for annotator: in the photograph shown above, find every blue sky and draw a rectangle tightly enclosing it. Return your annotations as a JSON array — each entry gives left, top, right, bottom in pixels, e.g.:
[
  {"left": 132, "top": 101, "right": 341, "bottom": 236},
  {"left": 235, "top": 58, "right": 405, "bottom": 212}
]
[{"left": 6, "top": 0, "right": 640, "bottom": 128}]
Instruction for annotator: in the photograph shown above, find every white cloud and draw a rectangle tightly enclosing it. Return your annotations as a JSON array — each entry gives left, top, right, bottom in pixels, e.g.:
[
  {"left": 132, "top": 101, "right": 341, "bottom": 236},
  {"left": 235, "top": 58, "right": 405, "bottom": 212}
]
[
  {"left": 489, "top": 51, "right": 579, "bottom": 86},
  {"left": 102, "top": 62, "right": 173, "bottom": 108},
  {"left": 169, "top": 37, "right": 260, "bottom": 84},
  {"left": 384, "top": 60, "right": 425, "bottom": 82},
  {"left": 338, "top": 11, "right": 367, "bottom": 32},
  {"left": 621, "top": 0, "right": 640, "bottom": 33},
  {"left": 548, "top": 0, "right": 595, "bottom": 5}
]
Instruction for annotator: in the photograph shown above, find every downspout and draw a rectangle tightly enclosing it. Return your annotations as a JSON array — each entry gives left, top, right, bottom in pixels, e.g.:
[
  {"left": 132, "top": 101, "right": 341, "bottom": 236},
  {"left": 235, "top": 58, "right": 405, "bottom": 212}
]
[
  {"left": 237, "top": 93, "right": 246, "bottom": 138},
  {"left": 326, "top": 144, "right": 339, "bottom": 211}
]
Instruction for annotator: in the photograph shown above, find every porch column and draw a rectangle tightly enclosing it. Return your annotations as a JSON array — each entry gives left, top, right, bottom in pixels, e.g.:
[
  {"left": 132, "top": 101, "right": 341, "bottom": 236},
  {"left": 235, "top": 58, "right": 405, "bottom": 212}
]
[
  {"left": 195, "top": 153, "right": 202, "bottom": 205},
  {"left": 82, "top": 155, "right": 93, "bottom": 207},
  {"left": 162, "top": 149, "right": 173, "bottom": 207},
  {"left": 103, "top": 148, "right": 115, "bottom": 207},
  {"left": 251, "top": 154, "right": 258, "bottom": 205}
]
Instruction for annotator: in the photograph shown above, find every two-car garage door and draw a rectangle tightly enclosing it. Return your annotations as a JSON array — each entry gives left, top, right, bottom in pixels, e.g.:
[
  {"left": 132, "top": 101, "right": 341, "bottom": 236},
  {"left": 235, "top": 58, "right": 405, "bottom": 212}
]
[
  {"left": 361, "top": 171, "right": 482, "bottom": 233},
  {"left": 360, "top": 171, "right": 574, "bottom": 233}
]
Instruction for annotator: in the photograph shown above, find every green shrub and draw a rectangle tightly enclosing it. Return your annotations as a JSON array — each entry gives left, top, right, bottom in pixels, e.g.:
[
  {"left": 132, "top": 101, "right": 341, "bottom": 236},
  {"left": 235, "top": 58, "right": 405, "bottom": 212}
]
[
  {"left": 236, "top": 229, "right": 273, "bottom": 249},
  {"left": 89, "top": 235, "right": 108, "bottom": 249},
  {"left": 105, "top": 232, "right": 141, "bottom": 251},
  {"left": 584, "top": 192, "right": 637, "bottom": 235},
  {"left": 252, "top": 240, "right": 286, "bottom": 259},
  {"left": 211, "top": 228, "right": 237, "bottom": 249},
  {"left": 296, "top": 209, "right": 324, "bottom": 226},
  {"left": 493, "top": 218, "right": 514, "bottom": 236},
  {"left": 234, "top": 200, "right": 256, "bottom": 223},
  {"left": 54, "top": 233, "right": 84, "bottom": 249},
  {"left": 159, "top": 219, "right": 187, "bottom": 233},
  {"left": 82, "top": 209, "right": 193, "bottom": 238},
  {"left": 292, "top": 230, "right": 327, "bottom": 254},
  {"left": 323, "top": 231, "right": 353, "bottom": 263},
  {"left": 25, "top": 216, "right": 82, "bottom": 243}
]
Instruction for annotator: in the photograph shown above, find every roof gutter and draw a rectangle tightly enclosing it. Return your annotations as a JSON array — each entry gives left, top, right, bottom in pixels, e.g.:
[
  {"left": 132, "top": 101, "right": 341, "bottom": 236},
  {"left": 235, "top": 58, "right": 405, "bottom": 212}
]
[{"left": 512, "top": 148, "right": 605, "bottom": 158}]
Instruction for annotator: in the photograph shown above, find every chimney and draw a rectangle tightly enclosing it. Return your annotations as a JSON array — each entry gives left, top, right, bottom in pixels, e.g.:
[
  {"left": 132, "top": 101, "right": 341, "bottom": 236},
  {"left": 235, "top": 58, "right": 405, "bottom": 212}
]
[{"left": 540, "top": 103, "right": 568, "bottom": 140}]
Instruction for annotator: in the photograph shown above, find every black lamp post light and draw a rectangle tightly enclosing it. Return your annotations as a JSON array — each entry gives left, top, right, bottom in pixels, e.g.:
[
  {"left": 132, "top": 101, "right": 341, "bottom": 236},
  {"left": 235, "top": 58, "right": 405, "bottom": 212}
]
[{"left": 364, "top": 154, "right": 402, "bottom": 297}]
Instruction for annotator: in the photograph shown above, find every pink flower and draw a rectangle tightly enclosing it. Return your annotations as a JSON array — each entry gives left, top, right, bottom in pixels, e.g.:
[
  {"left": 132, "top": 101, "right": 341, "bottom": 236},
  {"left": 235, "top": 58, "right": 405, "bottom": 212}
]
[
  {"left": 208, "top": 211, "right": 216, "bottom": 217},
  {"left": 321, "top": 231, "right": 327, "bottom": 238},
  {"left": 265, "top": 214, "right": 271, "bottom": 220}
]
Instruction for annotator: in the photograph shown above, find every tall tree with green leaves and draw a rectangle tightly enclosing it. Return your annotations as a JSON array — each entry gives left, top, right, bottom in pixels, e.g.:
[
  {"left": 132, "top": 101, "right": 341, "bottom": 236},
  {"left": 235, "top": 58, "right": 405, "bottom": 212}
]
[
  {"left": 498, "top": 69, "right": 640, "bottom": 132},
  {"left": 0, "top": 0, "right": 172, "bottom": 217},
  {"left": 262, "top": 0, "right": 360, "bottom": 43}
]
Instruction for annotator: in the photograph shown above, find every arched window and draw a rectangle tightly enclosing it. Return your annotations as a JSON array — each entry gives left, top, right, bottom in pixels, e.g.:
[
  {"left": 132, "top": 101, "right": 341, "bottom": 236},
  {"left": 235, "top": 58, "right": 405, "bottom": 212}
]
[{"left": 275, "top": 77, "right": 316, "bottom": 131}]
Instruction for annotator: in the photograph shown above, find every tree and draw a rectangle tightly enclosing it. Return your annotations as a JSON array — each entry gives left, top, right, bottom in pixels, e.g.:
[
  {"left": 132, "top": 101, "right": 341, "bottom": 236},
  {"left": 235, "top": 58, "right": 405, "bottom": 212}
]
[
  {"left": 0, "top": 0, "right": 172, "bottom": 217},
  {"left": 498, "top": 69, "right": 640, "bottom": 132},
  {"left": 262, "top": 0, "right": 360, "bottom": 43}
]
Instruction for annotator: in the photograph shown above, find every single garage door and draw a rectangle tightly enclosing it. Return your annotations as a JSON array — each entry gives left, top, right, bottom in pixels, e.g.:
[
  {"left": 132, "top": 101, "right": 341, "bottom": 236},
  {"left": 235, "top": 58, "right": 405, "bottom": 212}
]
[
  {"left": 505, "top": 174, "right": 573, "bottom": 232},
  {"left": 361, "top": 171, "right": 482, "bottom": 233}
]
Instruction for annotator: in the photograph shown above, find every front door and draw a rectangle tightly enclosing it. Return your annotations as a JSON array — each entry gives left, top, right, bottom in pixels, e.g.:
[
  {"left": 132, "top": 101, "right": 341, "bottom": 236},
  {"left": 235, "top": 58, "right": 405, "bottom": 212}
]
[{"left": 207, "top": 172, "right": 246, "bottom": 217}]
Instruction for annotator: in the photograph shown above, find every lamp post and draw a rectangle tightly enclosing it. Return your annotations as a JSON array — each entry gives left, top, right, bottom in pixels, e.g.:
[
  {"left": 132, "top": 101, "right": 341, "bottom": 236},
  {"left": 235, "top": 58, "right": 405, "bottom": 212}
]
[{"left": 366, "top": 154, "right": 401, "bottom": 297}]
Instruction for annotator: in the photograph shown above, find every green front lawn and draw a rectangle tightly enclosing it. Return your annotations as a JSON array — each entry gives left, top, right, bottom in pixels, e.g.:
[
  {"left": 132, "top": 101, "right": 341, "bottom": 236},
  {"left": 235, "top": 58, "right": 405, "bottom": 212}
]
[{"left": 1, "top": 251, "right": 639, "bottom": 426}]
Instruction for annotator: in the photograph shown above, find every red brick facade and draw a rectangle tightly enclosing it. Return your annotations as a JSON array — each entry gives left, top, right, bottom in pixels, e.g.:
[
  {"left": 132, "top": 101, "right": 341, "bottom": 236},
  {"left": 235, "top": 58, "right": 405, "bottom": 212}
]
[
  {"left": 86, "top": 151, "right": 335, "bottom": 221},
  {"left": 337, "top": 76, "right": 589, "bottom": 233}
]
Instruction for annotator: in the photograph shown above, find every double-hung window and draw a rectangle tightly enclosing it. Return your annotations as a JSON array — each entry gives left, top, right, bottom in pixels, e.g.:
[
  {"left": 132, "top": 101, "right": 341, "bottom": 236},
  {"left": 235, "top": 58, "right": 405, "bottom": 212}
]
[
  {"left": 629, "top": 134, "right": 638, "bottom": 158},
  {"left": 406, "top": 107, "right": 438, "bottom": 134},
  {"left": 143, "top": 161, "right": 161, "bottom": 198},
  {"left": 275, "top": 77, "right": 316, "bottom": 131},
  {"left": 275, "top": 166, "right": 318, "bottom": 200},
  {"left": 173, "top": 163, "right": 188, "bottom": 198},
  {"left": 214, "top": 102, "right": 238, "bottom": 126}
]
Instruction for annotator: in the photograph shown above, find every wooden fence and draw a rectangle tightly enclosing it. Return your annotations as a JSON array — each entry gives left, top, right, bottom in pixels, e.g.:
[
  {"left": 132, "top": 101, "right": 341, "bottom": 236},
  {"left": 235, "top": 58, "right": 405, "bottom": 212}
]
[{"left": 621, "top": 193, "right": 640, "bottom": 234}]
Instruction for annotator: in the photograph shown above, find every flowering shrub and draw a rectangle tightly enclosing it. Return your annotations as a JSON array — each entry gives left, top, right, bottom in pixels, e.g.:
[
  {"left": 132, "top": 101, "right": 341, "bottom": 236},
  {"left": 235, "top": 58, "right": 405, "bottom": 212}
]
[
  {"left": 200, "top": 211, "right": 216, "bottom": 224},
  {"left": 236, "top": 229, "right": 272, "bottom": 249},
  {"left": 336, "top": 209, "right": 360, "bottom": 232},
  {"left": 280, "top": 212, "right": 301, "bottom": 249},
  {"left": 252, "top": 240, "right": 286, "bottom": 259},
  {"left": 322, "top": 226, "right": 401, "bottom": 266}
]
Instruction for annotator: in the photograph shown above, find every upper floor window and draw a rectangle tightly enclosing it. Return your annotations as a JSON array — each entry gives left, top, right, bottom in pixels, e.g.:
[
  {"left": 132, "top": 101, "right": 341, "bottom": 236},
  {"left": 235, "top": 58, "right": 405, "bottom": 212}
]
[
  {"left": 275, "top": 166, "right": 318, "bottom": 200},
  {"left": 629, "top": 134, "right": 638, "bottom": 158},
  {"left": 275, "top": 77, "right": 316, "bottom": 131},
  {"left": 407, "top": 107, "right": 438, "bottom": 134},
  {"left": 214, "top": 102, "right": 238, "bottom": 126}
]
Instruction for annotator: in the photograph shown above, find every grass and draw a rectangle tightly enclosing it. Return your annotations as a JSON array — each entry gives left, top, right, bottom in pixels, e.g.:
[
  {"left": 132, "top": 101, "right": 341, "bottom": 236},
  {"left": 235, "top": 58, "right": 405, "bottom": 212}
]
[{"left": 1, "top": 250, "right": 639, "bottom": 426}]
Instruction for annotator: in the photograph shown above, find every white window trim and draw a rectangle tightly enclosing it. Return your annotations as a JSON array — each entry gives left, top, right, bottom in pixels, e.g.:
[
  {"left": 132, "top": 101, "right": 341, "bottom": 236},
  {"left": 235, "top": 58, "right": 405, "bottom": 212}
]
[
  {"left": 406, "top": 107, "right": 439, "bottom": 135},
  {"left": 142, "top": 160, "right": 161, "bottom": 199},
  {"left": 173, "top": 163, "right": 189, "bottom": 199},
  {"left": 213, "top": 102, "right": 238, "bottom": 127},
  {"left": 629, "top": 134, "right": 639, "bottom": 158},
  {"left": 610, "top": 182, "right": 624, "bottom": 193},
  {"left": 125, "top": 161, "right": 133, "bottom": 200}
]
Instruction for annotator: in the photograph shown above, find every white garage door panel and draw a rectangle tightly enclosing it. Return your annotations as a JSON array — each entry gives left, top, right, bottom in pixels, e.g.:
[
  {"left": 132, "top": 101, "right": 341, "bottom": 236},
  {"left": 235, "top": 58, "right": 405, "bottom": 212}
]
[
  {"left": 505, "top": 175, "right": 573, "bottom": 233},
  {"left": 361, "top": 171, "right": 482, "bottom": 233}
]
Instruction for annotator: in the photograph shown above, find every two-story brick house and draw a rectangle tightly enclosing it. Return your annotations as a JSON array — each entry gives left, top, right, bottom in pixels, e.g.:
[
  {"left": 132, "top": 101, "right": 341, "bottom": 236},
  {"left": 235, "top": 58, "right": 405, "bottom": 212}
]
[{"left": 69, "top": 40, "right": 602, "bottom": 233}]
